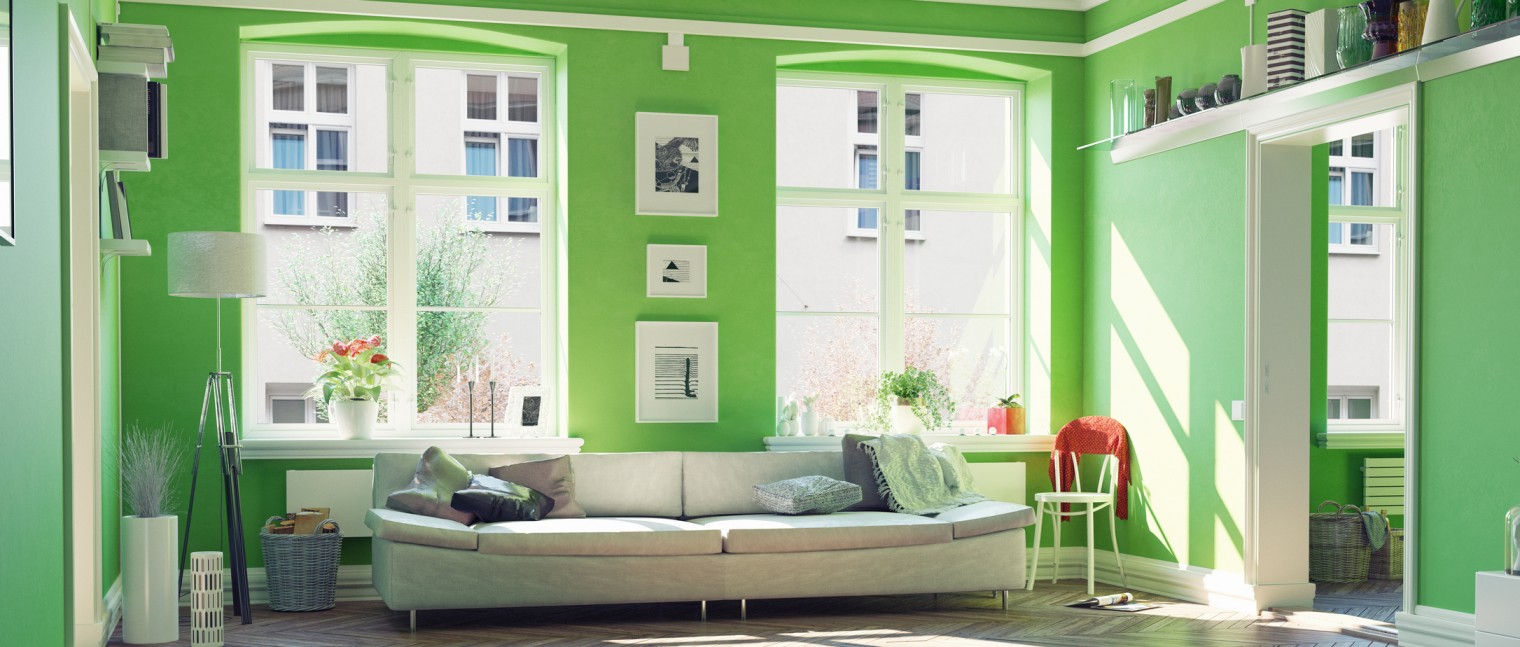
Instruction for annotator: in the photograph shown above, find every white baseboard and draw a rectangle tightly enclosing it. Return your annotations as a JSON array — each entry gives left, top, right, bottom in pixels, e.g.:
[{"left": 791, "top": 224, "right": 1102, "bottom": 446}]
[
  {"left": 74, "top": 576, "right": 123, "bottom": 647},
  {"left": 1397, "top": 605, "right": 1477, "bottom": 647},
  {"left": 182, "top": 564, "right": 379, "bottom": 607},
  {"left": 1029, "top": 547, "right": 1313, "bottom": 613}
]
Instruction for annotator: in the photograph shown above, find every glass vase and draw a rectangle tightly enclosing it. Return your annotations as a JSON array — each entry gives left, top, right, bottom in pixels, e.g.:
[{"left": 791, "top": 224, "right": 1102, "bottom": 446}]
[
  {"left": 1337, "top": 7, "right": 1373, "bottom": 68},
  {"left": 1507, "top": 506, "right": 1520, "bottom": 575},
  {"left": 1110, "top": 79, "right": 1142, "bottom": 137},
  {"left": 1472, "top": 0, "right": 1507, "bottom": 29},
  {"left": 1362, "top": 0, "right": 1399, "bottom": 60},
  {"left": 1398, "top": 0, "right": 1428, "bottom": 52}
]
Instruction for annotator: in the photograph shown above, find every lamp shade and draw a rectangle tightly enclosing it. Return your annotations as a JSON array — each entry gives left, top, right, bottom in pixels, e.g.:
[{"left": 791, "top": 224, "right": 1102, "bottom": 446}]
[{"left": 168, "top": 232, "right": 267, "bottom": 299}]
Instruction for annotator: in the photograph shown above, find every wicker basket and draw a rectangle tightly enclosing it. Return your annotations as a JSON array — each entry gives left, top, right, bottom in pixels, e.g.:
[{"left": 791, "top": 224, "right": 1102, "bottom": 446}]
[
  {"left": 1370, "top": 527, "right": 1405, "bottom": 580},
  {"left": 260, "top": 516, "right": 342, "bottom": 612},
  {"left": 1309, "top": 501, "right": 1371, "bottom": 583}
]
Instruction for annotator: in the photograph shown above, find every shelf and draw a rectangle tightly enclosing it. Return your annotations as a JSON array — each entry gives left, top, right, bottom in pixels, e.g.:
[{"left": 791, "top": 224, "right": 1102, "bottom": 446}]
[
  {"left": 1095, "top": 17, "right": 1520, "bottom": 163},
  {"left": 100, "top": 239, "right": 152, "bottom": 261},
  {"left": 763, "top": 433, "right": 1055, "bottom": 453},
  {"left": 241, "top": 435, "right": 585, "bottom": 460},
  {"left": 100, "top": 149, "right": 150, "bottom": 172}
]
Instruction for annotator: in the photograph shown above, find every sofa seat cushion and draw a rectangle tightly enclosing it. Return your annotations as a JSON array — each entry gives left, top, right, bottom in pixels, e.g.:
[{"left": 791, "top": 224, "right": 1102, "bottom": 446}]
[
  {"left": 476, "top": 517, "right": 721, "bottom": 557},
  {"left": 932, "top": 501, "right": 1036, "bottom": 539},
  {"left": 366, "top": 508, "right": 478, "bottom": 551},
  {"left": 688, "top": 511, "right": 952, "bottom": 554}
]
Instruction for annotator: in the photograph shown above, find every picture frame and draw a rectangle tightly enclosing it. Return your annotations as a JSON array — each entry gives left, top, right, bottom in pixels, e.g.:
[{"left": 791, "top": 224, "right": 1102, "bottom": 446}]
[
  {"left": 635, "top": 112, "right": 718, "bottom": 217},
  {"left": 635, "top": 321, "right": 718, "bottom": 423},
  {"left": 505, "top": 385, "right": 552, "bottom": 437},
  {"left": 646, "top": 244, "right": 707, "bottom": 298}
]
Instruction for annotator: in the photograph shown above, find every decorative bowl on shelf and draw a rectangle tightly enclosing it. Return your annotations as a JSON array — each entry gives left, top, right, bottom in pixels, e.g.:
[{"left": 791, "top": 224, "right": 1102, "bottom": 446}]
[
  {"left": 1216, "top": 75, "right": 1242, "bottom": 105},
  {"left": 1176, "top": 89, "right": 1200, "bottom": 115},
  {"left": 1195, "top": 83, "right": 1218, "bottom": 110}
]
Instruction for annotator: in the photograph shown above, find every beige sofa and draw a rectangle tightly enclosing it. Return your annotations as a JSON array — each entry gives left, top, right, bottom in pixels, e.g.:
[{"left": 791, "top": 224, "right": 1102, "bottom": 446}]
[{"left": 367, "top": 450, "right": 1034, "bottom": 627}]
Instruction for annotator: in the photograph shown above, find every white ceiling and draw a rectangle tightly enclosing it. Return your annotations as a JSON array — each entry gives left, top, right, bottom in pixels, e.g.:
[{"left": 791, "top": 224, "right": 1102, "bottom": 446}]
[{"left": 918, "top": 0, "right": 1110, "bottom": 10}]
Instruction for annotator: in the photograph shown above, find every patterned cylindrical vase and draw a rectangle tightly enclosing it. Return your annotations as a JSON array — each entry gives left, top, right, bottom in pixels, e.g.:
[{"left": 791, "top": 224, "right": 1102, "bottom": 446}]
[{"left": 191, "top": 552, "right": 224, "bottom": 647}]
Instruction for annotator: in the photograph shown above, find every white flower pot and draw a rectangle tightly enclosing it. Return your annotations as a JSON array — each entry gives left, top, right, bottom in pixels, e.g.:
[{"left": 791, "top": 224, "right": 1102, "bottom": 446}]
[
  {"left": 782, "top": 419, "right": 800, "bottom": 436},
  {"left": 800, "top": 411, "right": 819, "bottom": 436},
  {"left": 332, "top": 398, "right": 379, "bottom": 440},
  {"left": 891, "top": 403, "right": 925, "bottom": 435},
  {"left": 122, "top": 515, "right": 179, "bottom": 644}
]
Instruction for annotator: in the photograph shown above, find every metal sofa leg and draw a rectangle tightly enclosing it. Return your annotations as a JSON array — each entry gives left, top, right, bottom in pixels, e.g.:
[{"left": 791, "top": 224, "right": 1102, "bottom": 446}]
[
  {"left": 700, "top": 600, "right": 707, "bottom": 622},
  {"left": 409, "top": 610, "right": 416, "bottom": 633},
  {"left": 740, "top": 599, "right": 747, "bottom": 621},
  {"left": 1001, "top": 590, "right": 1009, "bottom": 610}
]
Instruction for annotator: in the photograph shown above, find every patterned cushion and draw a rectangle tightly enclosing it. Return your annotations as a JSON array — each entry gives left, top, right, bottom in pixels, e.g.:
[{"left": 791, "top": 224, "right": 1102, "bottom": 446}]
[{"left": 753, "top": 475, "right": 862, "bottom": 515}]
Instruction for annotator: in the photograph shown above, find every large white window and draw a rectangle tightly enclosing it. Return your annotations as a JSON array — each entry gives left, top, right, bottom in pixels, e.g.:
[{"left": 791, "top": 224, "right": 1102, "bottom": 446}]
[
  {"left": 776, "top": 74, "right": 1020, "bottom": 429},
  {"left": 244, "top": 46, "right": 557, "bottom": 437}
]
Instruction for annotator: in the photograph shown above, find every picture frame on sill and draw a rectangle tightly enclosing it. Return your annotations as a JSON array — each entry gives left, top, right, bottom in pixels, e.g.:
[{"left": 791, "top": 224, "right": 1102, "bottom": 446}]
[
  {"left": 646, "top": 244, "right": 707, "bottom": 298},
  {"left": 505, "top": 385, "right": 551, "bottom": 437},
  {"left": 635, "top": 321, "right": 718, "bottom": 423},
  {"left": 635, "top": 112, "right": 718, "bottom": 217}
]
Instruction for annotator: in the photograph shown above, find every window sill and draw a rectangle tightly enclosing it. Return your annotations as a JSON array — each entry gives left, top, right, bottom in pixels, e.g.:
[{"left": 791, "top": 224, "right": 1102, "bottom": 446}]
[
  {"left": 1316, "top": 430, "right": 1404, "bottom": 450},
  {"left": 241, "top": 435, "right": 584, "bottom": 460},
  {"left": 1328, "top": 245, "right": 1379, "bottom": 256},
  {"left": 763, "top": 433, "right": 1054, "bottom": 453}
]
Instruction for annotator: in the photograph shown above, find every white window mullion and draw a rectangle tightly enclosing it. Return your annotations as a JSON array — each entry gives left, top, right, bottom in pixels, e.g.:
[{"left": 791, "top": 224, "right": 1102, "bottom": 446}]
[
  {"left": 879, "top": 80, "right": 906, "bottom": 372},
  {"left": 392, "top": 54, "right": 419, "bottom": 437}
]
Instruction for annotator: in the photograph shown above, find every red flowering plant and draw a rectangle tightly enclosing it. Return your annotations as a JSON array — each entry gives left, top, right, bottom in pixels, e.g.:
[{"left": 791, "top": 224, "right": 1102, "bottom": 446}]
[{"left": 306, "top": 335, "right": 403, "bottom": 405}]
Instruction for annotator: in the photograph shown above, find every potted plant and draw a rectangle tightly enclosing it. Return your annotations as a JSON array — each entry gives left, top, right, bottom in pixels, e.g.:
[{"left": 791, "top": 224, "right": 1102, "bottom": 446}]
[
  {"left": 777, "top": 395, "right": 801, "bottom": 437},
  {"left": 867, "top": 367, "right": 953, "bottom": 435},
  {"left": 799, "top": 394, "right": 820, "bottom": 436},
  {"left": 121, "top": 424, "right": 185, "bottom": 644},
  {"left": 987, "top": 393, "right": 1026, "bottom": 435},
  {"left": 308, "top": 335, "right": 401, "bottom": 440}
]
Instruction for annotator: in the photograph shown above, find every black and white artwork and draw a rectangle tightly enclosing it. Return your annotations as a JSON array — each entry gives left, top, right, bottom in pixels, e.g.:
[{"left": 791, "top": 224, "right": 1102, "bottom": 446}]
[
  {"left": 636, "top": 113, "right": 718, "bottom": 217},
  {"left": 646, "top": 244, "right": 707, "bottom": 298},
  {"left": 505, "top": 386, "right": 551, "bottom": 437},
  {"left": 636, "top": 322, "right": 718, "bottom": 423}
]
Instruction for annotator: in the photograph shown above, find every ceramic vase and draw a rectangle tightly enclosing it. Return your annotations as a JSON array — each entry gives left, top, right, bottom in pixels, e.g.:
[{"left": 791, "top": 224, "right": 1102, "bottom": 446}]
[
  {"left": 331, "top": 398, "right": 378, "bottom": 440},
  {"left": 1241, "top": 45, "right": 1268, "bottom": 97},
  {"left": 799, "top": 410, "right": 819, "bottom": 436},
  {"left": 986, "top": 407, "right": 1026, "bottom": 435},
  {"left": 1507, "top": 506, "right": 1520, "bottom": 575},
  {"left": 891, "top": 402, "right": 925, "bottom": 435},
  {"left": 1361, "top": 0, "right": 1399, "bottom": 60},
  {"left": 1423, "top": 0, "right": 1460, "bottom": 44},
  {"left": 123, "top": 515, "right": 179, "bottom": 644}
]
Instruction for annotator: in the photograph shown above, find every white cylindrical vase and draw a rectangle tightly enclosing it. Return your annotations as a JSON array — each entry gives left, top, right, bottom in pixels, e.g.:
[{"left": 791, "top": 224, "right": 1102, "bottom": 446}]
[
  {"left": 190, "top": 552, "right": 223, "bottom": 647},
  {"left": 891, "top": 403, "right": 925, "bottom": 435},
  {"left": 331, "top": 398, "right": 379, "bottom": 440},
  {"left": 1241, "top": 45, "right": 1268, "bottom": 98},
  {"left": 799, "top": 411, "right": 819, "bottom": 436},
  {"left": 122, "top": 515, "right": 179, "bottom": 644}
]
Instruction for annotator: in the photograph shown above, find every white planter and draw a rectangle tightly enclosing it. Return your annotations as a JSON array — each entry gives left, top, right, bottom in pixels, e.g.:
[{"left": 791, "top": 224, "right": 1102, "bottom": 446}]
[
  {"left": 891, "top": 403, "right": 925, "bottom": 435},
  {"left": 122, "top": 515, "right": 179, "bottom": 644},
  {"left": 331, "top": 398, "right": 379, "bottom": 440},
  {"left": 781, "top": 419, "right": 800, "bottom": 436},
  {"left": 800, "top": 411, "right": 819, "bottom": 436}
]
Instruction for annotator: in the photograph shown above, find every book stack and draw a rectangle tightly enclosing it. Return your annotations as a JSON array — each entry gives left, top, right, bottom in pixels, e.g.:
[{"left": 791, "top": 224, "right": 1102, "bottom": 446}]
[
  {"left": 98, "top": 23, "right": 175, "bottom": 77},
  {"left": 1266, "top": 9, "right": 1307, "bottom": 89}
]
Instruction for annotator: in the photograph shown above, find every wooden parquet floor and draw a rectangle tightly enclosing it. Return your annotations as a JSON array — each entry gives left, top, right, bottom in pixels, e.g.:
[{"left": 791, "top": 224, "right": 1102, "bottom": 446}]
[
  {"left": 1312, "top": 579, "right": 1403, "bottom": 624},
  {"left": 110, "top": 582, "right": 1395, "bottom": 647}
]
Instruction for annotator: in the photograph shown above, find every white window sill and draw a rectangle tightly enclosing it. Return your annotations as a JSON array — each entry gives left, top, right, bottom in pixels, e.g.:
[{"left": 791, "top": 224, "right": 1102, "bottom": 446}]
[
  {"left": 241, "top": 435, "right": 584, "bottom": 460},
  {"left": 763, "top": 433, "right": 1054, "bottom": 453},
  {"left": 846, "top": 228, "right": 926, "bottom": 241},
  {"left": 1329, "top": 245, "right": 1379, "bottom": 255},
  {"left": 1316, "top": 430, "right": 1404, "bottom": 449},
  {"left": 264, "top": 214, "right": 359, "bottom": 228}
]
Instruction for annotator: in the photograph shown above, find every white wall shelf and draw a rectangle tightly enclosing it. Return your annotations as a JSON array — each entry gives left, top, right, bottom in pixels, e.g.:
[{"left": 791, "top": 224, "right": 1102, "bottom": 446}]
[
  {"left": 764, "top": 433, "right": 1055, "bottom": 453},
  {"left": 1091, "top": 18, "right": 1520, "bottom": 163},
  {"left": 242, "top": 435, "right": 584, "bottom": 460},
  {"left": 100, "top": 239, "right": 152, "bottom": 261},
  {"left": 100, "top": 149, "right": 150, "bottom": 172}
]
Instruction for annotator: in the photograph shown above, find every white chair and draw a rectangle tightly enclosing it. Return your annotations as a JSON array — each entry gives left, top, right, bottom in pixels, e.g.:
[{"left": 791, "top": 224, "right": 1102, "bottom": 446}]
[{"left": 1027, "top": 448, "right": 1127, "bottom": 595}]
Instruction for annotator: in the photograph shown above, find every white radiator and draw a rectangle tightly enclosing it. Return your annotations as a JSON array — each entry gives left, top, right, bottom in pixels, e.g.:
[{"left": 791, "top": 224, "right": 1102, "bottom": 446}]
[
  {"left": 286, "top": 470, "right": 375, "bottom": 538},
  {"left": 966, "top": 462, "right": 1026, "bottom": 505},
  {"left": 1362, "top": 457, "right": 1404, "bottom": 517}
]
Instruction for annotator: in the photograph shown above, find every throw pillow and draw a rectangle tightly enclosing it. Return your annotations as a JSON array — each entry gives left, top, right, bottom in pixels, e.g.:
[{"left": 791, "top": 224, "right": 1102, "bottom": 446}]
[
  {"left": 386, "top": 446, "right": 476, "bottom": 525},
  {"left": 753, "top": 476, "right": 863, "bottom": 515},
  {"left": 450, "top": 474, "right": 556, "bottom": 523},
  {"left": 928, "top": 442, "right": 978, "bottom": 497},
  {"left": 841, "top": 433, "right": 890, "bottom": 511},
  {"left": 488, "top": 455, "right": 586, "bottom": 518}
]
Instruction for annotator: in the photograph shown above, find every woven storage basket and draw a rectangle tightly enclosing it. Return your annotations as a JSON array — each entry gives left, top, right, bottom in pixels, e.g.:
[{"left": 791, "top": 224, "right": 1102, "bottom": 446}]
[
  {"left": 260, "top": 516, "right": 342, "bottom": 612},
  {"left": 1309, "top": 501, "right": 1371, "bottom": 583},
  {"left": 1369, "top": 527, "right": 1405, "bottom": 580}
]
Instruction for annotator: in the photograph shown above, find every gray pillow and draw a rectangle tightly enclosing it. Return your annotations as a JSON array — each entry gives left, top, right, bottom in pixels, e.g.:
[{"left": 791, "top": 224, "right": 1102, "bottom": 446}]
[
  {"left": 842, "top": 434, "right": 889, "bottom": 510},
  {"left": 754, "top": 475, "right": 863, "bottom": 515},
  {"left": 488, "top": 455, "right": 586, "bottom": 518},
  {"left": 386, "top": 446, "right": 476, "bottom": 525},
  {"left": 451, "top": 474, "right": 555, "bottom": 523}
]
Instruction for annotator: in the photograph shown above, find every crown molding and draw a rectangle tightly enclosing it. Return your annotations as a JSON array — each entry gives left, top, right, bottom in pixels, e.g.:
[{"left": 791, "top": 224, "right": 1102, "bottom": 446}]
[{"left": 919, "top": 0, "right": 1109, "bottom": 10}]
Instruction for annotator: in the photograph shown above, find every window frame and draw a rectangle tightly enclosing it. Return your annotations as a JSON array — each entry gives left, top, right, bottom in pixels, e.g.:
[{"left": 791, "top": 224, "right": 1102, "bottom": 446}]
[
  {"left": 241, "top": 44, "right": 561, "bottom": 440},
  {"left": 776, "top": 72, "right": 1023, "bottom": 432}
]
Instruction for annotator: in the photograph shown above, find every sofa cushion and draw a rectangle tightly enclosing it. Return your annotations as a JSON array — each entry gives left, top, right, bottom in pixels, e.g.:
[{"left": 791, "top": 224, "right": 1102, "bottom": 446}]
[
  {"left": 450, "top": 474, "right": 556, "bottom": 523},
  {"left": 933, "top": 501, "right": 1036, "bottom": 539},
  {"left": 683, "top": 451, "right": 847, "bottom": 518},
  {"left": 754, "top": 476, "right": 861, "bottom": 515},
  {"left": 688, "top": 511, "right": 952, "bottom": 554},
  {"left": 488, "top": 456, "right": 586, "bottom": 519},
  {"left": 365, "top": 508, "right": 478, "bottom": 551},
  {"left": 476, "top": 517, "right": 721, "bottom": 557},
  {"left": 568, "top": 452, "right": 684, "bottom": 518}
]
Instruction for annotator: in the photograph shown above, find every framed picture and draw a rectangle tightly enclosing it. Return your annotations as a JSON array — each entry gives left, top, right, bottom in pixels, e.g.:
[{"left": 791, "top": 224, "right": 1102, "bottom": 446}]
[
  {"left": 505, "top": 385, "right": 552, "bottom": 437},
  {"left": 635, "top": 321, "right": 718, "bottom": 423},
  {"left": 646, "top": 244, "right": 707, "bottom": 298},
  {"left": 635, "top": 112, "right": 718, "bottom": 217}
]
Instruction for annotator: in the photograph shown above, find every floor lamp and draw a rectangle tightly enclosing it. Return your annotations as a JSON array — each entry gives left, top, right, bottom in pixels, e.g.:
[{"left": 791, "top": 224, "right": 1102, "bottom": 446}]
[{"left": 168, "top": 231, "right": 266, "bottom": 625}]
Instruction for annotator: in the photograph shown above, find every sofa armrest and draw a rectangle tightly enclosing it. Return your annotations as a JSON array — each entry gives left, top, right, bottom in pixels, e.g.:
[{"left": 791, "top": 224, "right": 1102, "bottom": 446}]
[{"left": 366, "top": 508, "right": 479, "bottom": 551}]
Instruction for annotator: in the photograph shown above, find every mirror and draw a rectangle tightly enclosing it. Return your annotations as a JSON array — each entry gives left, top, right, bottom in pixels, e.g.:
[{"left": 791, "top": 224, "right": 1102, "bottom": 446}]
[{"left": 0, "top": 1, "right": 11, "bottom": 245}]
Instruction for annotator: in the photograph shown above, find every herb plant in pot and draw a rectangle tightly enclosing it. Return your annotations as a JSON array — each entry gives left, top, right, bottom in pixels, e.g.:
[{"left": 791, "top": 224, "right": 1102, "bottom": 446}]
[
  {"left": 309, "top": 336, "right": 401, "bottom": 440},
  {"left": 869, "top": 367, "right": 953, "bottom": 435},
  {"left": 987, "top": 393, "right": 1025, "bottom": 435},
  {"left": 121, "top": 424, "right": 185, "bottom": 644}
]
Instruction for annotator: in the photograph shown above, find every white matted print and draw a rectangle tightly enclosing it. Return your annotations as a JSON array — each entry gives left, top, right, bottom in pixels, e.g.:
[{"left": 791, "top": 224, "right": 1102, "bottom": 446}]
[
  {"left": 646, "top": 244, "right": 707, "bottom": 298},
  {"left": 636, "top": 112, "right": 718, "bottom": 217},
  {"left": 636, "top": 321, "right": 718, "bottom": 423},
  {"left": 505, "top": 386, "right": 552, "bottom": 436}
]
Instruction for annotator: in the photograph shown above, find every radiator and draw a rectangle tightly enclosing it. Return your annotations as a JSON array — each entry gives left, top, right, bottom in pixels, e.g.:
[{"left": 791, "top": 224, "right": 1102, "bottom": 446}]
[
  {"left": 966, "top": 462, "right": 1026, "bottom": 505},
  {"left": 1362, "top": 457, "right": 1404, "bottom": 517},
  {"left": 286, "top": 470, "right": 375, "bottom": 538}
]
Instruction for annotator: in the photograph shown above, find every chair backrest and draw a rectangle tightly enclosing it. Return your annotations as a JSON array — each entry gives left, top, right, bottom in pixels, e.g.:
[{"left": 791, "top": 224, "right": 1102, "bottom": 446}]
[{"left": 1052, "top": 416, "right": 1128, "bottom": 496}]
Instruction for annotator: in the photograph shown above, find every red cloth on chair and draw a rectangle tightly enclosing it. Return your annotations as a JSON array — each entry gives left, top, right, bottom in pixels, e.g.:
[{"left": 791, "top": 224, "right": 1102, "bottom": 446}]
[{"left": 1046, "top": 416, "right": 1131, "bottom": 520}]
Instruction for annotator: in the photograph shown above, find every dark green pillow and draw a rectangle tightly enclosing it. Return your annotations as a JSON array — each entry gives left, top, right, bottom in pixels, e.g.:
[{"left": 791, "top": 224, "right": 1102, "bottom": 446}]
[
  {"left": 386, "top": 446, "right": 476, "bottom": 525},
  {"left": 451, "top": 474, "right": 556, "bottom": 523}
]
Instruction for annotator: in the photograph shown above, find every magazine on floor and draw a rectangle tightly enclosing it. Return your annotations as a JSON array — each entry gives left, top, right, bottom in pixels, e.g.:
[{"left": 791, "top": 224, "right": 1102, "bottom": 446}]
[{"left": 1065, "top": 592, "right": 1159, "bottom": 612}]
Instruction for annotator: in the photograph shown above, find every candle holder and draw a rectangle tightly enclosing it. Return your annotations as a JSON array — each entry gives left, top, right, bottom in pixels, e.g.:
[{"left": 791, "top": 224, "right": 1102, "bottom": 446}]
[
  {"left": 465, "top": 380, "right": 477, "bottom": 439},
  {"left": 488, "top": 381, "right": 498, "bottom": 439}
]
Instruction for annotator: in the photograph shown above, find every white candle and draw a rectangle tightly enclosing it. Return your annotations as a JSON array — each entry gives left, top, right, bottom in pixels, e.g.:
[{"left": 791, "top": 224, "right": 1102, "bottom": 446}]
[
  {"left": 473, "top": 358, "right": 480, "bottom": 382},
  {"left": 456, "top": 363, "right": 462, "bottom": 384}
]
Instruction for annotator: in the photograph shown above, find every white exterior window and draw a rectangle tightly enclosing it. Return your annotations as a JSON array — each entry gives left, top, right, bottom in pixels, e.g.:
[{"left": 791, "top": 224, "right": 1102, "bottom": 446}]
[
  {"left": 244, "top": 46, "right": 559, "bottom": 439},
  {"left": 1327, "top": 388, "right": 1378, "bottom": 420},
  {"left": 776, "top": 74, "right": 1020, "bottom": 430}
]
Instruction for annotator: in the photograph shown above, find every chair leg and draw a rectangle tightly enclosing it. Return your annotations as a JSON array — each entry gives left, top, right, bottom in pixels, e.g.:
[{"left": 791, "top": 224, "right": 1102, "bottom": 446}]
[
  {"left": 409, "top": 610, "right": 416, "bottom": 633},
  {"left": 1052, "top": 506, "right": 1062, "bottom": 584},
  {"left": 1026, "top": 503, "right": 1044, "bottom": 591},
  {"left": 1086, "top": 502, "right": 1096, "bottom": 596},
  {"left": 700, "top": 600, "right": 707, "bottom": 622},
  {"left": 1109, "top": 504, "right": 1128, "bottom": 590}
]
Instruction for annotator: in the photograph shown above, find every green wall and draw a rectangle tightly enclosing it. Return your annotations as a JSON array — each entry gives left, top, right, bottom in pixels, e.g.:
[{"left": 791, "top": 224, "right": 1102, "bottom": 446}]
[{"left": 119, "top": 3, "right": 1086, "bottom": 566}]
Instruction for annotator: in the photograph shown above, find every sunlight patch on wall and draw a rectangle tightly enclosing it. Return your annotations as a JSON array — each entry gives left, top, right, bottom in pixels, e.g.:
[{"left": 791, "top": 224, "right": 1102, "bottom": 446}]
[
  {"left": 1111, "top": 325, "right": 1188, "bottom": 565},
  {"left": 1026, "top": 142, "right": 1053, "bottom": 436},
  {"left": 1111, "top": 224, "right": 1190, "bottom": 423},
  {"left": 1212, "top": 400, "right": 1246, "bottom": 573}
]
